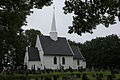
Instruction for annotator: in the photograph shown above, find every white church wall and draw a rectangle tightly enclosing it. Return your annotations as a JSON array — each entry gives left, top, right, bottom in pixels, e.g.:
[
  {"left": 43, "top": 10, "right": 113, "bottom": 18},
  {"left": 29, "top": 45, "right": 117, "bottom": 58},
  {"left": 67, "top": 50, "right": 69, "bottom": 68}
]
[
  {"left": 73, "top": 59, "right": 86, "bottom": 69},
  {"left": 43, "top": 56, "right": 58, "bottom": 69},
  {"left": 81, "top": 60, "right": 86, "bottom": 69},
  {"left": 73, "top": 59, "right": 78, "bottom": 69},
  {"left": 35, "top": 35, "right": 44, "bottom": 69},
  {"left": 24, "top": 47, "right": 29, "bottom": 66},
  {"left": 43, "top": 55, "right": 73, "bottom": 69},
  {"left": 60, "top": 56, "right": 73, "bottom": 69},
  {"left": 27, "top": 61, "right": 41, "bottom": 70}
]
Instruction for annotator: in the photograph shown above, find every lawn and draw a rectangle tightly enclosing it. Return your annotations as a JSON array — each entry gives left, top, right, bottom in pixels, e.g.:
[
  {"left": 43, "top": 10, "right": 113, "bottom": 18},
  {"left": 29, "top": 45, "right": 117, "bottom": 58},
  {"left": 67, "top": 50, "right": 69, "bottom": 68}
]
[{"left": 0, "top": 70, "right": 120, "bottom": 80}]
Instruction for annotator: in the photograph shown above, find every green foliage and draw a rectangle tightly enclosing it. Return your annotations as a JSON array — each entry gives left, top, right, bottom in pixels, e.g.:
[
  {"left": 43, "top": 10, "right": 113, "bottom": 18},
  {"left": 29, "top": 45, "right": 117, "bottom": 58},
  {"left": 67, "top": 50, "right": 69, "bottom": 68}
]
[
  {"left": 69, "top": 34, "right": 120, "bottom": 69},
  {"left": 80, "top": 34, "right": 120, "bottom": 69},
  {"left": 63, "top": 0, "right": 120, "bottom": 35},
  {"left": 68, "top": 39, "right": 78, "bottom": 46},
  {"left": 25, "top": 29, "right": 42, "bottom": 47},
  {"left": 1, "top": 71, "right": 120, "bottom": 80},
  {"left": 0, "top": 0, "right": 52, "bottom": 66},
  {"left": 13, "top": 33, "right": 28, "bottom": 66}
]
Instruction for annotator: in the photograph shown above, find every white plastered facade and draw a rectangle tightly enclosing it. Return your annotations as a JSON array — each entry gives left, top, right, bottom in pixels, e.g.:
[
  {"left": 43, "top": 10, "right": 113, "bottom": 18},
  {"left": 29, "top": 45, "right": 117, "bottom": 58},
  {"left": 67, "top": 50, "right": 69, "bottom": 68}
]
[{"left": 24, "top": 7, "right": 86, "bottom": 70}]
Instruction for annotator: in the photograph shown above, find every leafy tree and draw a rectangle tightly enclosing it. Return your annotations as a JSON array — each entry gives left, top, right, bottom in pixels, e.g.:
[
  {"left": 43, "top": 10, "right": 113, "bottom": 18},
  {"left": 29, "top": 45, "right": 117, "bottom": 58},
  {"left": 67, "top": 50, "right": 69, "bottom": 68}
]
[
  {"left": 68, "top": 39, "right": 78, "bottom": 46},
  {"left": 0, "top": 29, "right": 28, "bottom": 66},
  {"left": 0, "top": 0, "right": 52, "bottom": 66},
  {"left": 79, "top": 34, "right": 120, "bottom": 69},
  {"left": 13, "top": 31, "right": 28, "bottom": 66},
  {"left": 25, "top": 29, "right": 42, "bottom": 47},
  {"left": 63, "top": 0, "right": 120, "bottom": 35},
  {"left": 69, "top": 34, "right": 120, "bottom": 69}
]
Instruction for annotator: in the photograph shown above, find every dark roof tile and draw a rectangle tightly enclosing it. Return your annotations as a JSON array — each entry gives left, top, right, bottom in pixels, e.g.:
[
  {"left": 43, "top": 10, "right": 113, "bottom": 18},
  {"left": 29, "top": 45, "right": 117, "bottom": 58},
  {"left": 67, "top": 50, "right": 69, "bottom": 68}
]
[
  {"left": 71, "top": 46, "right": 85, "bottom": 59},
  {"left": 28, "top": 47, "right": 40, "bottom": 61},
  {"left": 39, "top": 35, "right": 73, "bottom": 56}
]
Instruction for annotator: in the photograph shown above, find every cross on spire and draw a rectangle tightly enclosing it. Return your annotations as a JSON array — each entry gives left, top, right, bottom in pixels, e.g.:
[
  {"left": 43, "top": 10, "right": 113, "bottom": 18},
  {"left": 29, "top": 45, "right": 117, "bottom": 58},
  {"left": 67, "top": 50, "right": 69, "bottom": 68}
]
[
  {"left": 53, "top": 5, "right": 55, "bottom": 15},
  {"left": 53, "top": 5, "right": 55, "bottom": 10}
]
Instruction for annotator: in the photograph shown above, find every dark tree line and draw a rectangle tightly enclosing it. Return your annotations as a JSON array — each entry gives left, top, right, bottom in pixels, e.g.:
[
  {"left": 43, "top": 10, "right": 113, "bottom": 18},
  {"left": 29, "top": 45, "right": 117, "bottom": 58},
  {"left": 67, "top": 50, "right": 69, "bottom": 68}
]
[{"left": 69, "top": 34, "right": 120, "bottom": 70}]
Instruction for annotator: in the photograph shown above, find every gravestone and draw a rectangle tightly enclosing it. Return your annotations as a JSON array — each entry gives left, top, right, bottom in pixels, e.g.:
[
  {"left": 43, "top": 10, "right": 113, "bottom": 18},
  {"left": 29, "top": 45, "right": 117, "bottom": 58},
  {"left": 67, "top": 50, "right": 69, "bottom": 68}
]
[
  {"left": 77, "top": 74, "right": 81, "bottom": 78},
  {"left": 62, "top": 76, "right": 68, "bottom": 80},
  {"left": 45, "top": 77, "right": 52, "bottom": 80},
  {"left": 96, "top": 74, "right": 103, "bottom": 80},
  {"left": 35, "top": 78, "right": 38, "bottom": 80},
  {"left": 92, "top": 74, "right": 96, "bottom": 77},
  {"left": 82, "top": 73, "right": 90, "bottom": 80},
  {"left": 72, "top": 74, "right": 77, "bottom": 80},
  {"left": 53, "top": 75, "right": 59, "bottom": 80},
  {"left": 41, "top": 77, "right": 43, "bottom": 80},
  {"left": 107, "top": 75, "right": 113, "bottom": 80}
]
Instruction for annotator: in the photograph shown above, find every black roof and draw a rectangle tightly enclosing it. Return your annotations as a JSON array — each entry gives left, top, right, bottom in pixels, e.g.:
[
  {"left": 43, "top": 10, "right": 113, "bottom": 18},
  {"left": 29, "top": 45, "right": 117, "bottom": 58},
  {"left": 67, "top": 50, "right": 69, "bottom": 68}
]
[
  {"left": 71, "top": 46, "right": 85, "bottom": 59},
  {"left": 39, "top": 35, "right": 73, "bottom": 56},
  {"left": 28, "top": 47, "right": 40, "bottom": 61}
]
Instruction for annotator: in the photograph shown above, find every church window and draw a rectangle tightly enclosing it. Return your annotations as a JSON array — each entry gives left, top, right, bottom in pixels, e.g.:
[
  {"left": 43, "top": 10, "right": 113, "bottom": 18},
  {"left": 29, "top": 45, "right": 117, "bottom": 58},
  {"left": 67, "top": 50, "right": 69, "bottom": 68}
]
[
  {"left": 54, "top": 57, "right": 57, "bottom": 64},
  {"left": 62, "top": 57, "right": 65, "bottom": 65},
  {"left": 77, "top": 60, "right": 79, "bottom": 65}
]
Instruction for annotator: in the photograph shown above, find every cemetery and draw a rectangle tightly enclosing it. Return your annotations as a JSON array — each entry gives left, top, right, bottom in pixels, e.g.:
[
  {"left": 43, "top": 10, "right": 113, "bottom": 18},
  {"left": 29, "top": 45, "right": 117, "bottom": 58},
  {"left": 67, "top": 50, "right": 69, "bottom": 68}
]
[{"left": 0, "top": 69, "right": 120, "bottom": 80}]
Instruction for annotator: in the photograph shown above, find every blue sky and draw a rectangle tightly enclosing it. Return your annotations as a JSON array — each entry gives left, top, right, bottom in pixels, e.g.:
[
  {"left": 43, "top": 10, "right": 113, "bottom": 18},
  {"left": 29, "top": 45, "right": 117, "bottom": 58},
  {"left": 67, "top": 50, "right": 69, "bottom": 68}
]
[{"left": 22, "top": 0, "right": 120, "bottom": 43}]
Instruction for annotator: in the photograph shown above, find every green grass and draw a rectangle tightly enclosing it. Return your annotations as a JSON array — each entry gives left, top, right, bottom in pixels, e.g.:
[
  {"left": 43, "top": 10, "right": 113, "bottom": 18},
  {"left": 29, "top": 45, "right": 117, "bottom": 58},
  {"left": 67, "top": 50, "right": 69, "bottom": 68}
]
[{"left": 0, "top": 71, "right": 120, "bottom": 80}]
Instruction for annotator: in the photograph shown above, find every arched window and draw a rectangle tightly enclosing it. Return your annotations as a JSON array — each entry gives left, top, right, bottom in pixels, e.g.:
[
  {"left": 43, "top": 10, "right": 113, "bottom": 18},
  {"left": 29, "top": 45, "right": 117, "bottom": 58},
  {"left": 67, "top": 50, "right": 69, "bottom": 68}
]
[
  {"left": 62, "top": 57, "right": 65, "bottom": 65},
  {"left": 54, "top": 57, "right": 57, "bottom": 64},
  {"left": 77, "top": 60, "right": 79, "bottom": 65}
]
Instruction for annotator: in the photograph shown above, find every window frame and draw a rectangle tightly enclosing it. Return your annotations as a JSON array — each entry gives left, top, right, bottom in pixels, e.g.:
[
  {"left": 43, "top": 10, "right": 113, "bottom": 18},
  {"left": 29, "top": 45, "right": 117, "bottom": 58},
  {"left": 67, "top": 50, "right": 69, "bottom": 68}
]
[
  {"left": 54, "top": 56, "right": 57, "bottom": 65},
  {"left": 77, "top": 60, "right": 79, "bottom": 65},
  {"left": 62, "top": 57, "right": 65, "bottom": 65}
]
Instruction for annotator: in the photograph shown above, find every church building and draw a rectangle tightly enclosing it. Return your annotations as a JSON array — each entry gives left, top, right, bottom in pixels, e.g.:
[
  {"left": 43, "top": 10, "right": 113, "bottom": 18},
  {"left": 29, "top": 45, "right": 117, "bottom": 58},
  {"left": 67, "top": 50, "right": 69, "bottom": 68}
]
[{"left": 24, "top": 7, "right": 86, "bottom": 70}]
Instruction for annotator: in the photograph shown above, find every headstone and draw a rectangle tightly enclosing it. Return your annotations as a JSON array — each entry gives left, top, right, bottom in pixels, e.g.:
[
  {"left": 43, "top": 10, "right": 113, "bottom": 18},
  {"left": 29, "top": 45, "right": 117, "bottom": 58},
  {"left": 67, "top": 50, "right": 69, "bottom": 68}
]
[
  {"left": 96, "top": 74, "right": 102, "bottom": 80},
  {"left": 82, "top": 73, "right": 89, "bottom": 80},
  {"left": 45, "top": 77, "right": 52, "bottom": 80},
  {"left": 53, "top": 75, "right": 58, "bottom": 80},
  {"left": 62, "top": 77, "right": 67, "bottom": 80},
  {"left": 92, "top": 74, "right": 96, "bottom": 77},
  {"left": 107, "top": 75, "right": 113, "bottom": 80},
  {"left": 41, "top": 77, "right": 43, "bottom": 80},
  {"left": 72, "top": 75, "right": 77, "bottom": 80},
  {"left": 99, "top": 74, "right": 103, "bottom": 78},
  {"left": 35, "top": 78, "right": 38, "bottom": 80},
  {"left": 77, "top": 74, "right": 81, "bottom": 78}
]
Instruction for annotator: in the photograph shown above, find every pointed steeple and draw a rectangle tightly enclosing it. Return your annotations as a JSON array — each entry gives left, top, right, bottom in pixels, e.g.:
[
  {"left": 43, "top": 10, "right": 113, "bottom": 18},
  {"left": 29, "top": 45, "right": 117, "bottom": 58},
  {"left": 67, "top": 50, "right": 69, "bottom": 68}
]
[
  {"left": 50, "top": 6, "right": 58, "bottom": 41},
  {"left": 51, "top": 6, "right": 56, "bottom": 32}
]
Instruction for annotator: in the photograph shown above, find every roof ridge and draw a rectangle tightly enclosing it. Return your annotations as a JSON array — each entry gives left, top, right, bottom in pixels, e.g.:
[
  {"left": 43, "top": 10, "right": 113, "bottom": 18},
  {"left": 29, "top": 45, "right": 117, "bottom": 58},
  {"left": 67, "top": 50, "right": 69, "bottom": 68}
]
[{"left": 40, "top": 35, "right": 67, "bottom": 39}]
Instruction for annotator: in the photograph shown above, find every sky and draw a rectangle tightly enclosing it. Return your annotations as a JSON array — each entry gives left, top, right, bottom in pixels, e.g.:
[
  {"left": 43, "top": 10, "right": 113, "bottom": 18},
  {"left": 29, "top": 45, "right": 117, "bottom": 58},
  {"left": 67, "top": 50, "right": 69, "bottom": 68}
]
[{"left": 22, "top": 0, "right": 120, "bottom": 43}]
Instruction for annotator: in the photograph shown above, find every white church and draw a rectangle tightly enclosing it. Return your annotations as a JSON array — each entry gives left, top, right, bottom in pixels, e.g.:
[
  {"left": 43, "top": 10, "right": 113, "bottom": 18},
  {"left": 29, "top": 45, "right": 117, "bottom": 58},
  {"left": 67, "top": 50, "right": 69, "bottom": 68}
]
[{"left": 24, "top": 7, "right": 86, "bottom": 70}]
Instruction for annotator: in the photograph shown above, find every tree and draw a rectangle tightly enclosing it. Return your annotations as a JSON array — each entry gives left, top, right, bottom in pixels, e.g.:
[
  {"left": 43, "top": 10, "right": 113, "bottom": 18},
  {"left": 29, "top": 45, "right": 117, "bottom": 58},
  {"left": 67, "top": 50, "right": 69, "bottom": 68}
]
[
  {"left": 69, "top": 34, "right": 120, "bottom": 69},
  {"left": 63, "top": 0, "right": 120, "bottom": 35},
  {"left": 13, "top": 31, "right": 28, "bottom": 66},
  {"left": 25, "top": 29, "right": 42, "bottom": 47},
  {"left": 0, "top": 0, "right": 52, "bottom": 66},
  {"left": 78, "top": 34, "right": 120, "bottom": 69},
  {"left": 68, "top": 39, "right": 78, "bottom": 46}
]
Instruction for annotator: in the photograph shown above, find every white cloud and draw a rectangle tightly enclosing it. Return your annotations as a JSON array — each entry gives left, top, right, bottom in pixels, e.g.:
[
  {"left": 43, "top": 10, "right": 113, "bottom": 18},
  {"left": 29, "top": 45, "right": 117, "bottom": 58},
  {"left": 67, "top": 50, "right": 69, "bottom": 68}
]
[{"left": 22, "top": 0, "right": 120, "bottom": 43}]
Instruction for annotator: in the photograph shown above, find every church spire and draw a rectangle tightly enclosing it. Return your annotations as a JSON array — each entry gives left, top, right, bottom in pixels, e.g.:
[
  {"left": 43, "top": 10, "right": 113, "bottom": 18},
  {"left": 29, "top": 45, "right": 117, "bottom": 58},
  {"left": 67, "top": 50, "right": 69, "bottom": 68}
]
[
  {"left": 50, "top": 6, "right": 58, "bottom": 41},
  {"left": 51, "top": 6, "right": 56, "bottom": 32}
]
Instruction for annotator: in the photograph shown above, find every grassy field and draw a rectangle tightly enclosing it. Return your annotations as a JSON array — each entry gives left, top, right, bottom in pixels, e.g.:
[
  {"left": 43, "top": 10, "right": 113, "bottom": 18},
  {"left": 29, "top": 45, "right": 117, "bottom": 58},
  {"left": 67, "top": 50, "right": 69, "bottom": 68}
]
[{"left": 0, "top": 71, "right": 120, "bottom": 80}]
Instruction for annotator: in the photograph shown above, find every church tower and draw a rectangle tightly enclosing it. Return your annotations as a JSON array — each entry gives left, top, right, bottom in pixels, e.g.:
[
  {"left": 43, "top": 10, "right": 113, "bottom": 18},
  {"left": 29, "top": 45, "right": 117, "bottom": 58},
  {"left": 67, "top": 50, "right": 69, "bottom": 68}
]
[{"left": 50, "top": 6, "right": 58, "bottom": 41}]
